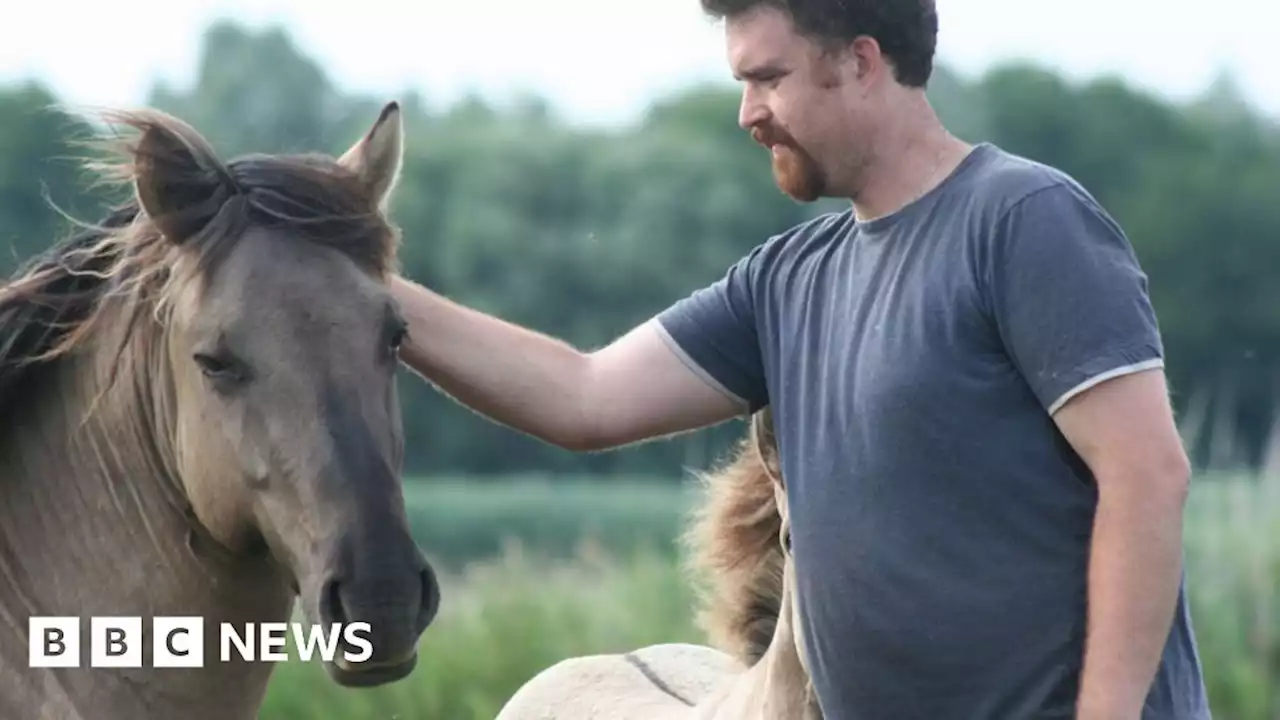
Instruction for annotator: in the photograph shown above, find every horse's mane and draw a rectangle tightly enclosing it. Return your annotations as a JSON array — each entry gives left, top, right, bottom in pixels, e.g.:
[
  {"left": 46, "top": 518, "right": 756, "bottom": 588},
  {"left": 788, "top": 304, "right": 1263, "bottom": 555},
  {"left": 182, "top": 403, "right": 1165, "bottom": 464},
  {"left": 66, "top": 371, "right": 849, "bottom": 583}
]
[
  {"left": 0, "top": 108, "right": 400, "bottom": 422},
  {"left": 682, "top": 408, "right": 785, "bottom": 666}
]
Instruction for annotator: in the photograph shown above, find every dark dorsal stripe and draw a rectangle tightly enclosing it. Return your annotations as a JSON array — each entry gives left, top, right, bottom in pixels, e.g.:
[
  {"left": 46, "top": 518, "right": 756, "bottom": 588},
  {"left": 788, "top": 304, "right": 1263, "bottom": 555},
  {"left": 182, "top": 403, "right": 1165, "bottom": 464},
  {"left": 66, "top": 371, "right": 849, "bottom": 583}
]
[{"left": 622, "top": 651, "right": 694, "bottom": 707}]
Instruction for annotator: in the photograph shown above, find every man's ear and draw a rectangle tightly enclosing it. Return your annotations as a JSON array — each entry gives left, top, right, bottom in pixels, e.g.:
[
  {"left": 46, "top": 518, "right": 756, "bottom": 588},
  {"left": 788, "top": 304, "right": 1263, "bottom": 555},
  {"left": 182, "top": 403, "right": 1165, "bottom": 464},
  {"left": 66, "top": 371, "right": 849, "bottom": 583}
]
[
  {"left": 128, "top": 110, "right": 234, "bottom": 244},
  {"left": 337, "top": 101, "right": 404, "bottom": 208}
]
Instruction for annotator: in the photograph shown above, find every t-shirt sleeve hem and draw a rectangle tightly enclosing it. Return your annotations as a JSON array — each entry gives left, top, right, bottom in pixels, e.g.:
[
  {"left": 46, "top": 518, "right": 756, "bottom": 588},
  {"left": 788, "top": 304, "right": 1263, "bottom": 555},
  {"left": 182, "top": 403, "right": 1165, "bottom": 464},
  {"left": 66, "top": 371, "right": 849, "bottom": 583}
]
[
  {"left": 652, "top": 318, "right": 755, "bottom": 415},
  {"left": 1045, "top": 351, "right": 1165, "bottom": 416}
]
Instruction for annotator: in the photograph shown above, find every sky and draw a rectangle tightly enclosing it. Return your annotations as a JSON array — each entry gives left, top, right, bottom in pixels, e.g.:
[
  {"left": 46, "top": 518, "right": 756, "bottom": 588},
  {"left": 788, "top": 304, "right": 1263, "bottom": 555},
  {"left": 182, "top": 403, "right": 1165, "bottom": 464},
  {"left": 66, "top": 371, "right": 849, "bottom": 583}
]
[{"left": 1, "top": 0, "right": 1276, "bottom": 126}]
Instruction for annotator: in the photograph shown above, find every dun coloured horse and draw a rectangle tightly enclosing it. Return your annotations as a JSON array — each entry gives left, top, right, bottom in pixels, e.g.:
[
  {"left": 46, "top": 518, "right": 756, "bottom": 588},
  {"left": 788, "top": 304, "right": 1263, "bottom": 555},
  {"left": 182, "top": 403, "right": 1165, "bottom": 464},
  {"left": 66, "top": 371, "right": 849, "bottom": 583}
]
[
  {"left": 495, "top": 408, "right": 823, "bottom": 720},
  {"left": 0, "top": 102, "right": 437, "bottom": 719}
]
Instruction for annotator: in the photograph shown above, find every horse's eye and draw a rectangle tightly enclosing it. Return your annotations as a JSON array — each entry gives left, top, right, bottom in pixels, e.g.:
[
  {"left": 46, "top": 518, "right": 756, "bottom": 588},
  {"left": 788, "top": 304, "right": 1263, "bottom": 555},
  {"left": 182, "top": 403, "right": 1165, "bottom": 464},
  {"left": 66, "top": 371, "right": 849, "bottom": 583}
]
[
  {"left": 389, "top": 325, "right": 408, "bottom": 352},
  {"left": 193, "top": 352, "right": 240, "bottom": 380}
]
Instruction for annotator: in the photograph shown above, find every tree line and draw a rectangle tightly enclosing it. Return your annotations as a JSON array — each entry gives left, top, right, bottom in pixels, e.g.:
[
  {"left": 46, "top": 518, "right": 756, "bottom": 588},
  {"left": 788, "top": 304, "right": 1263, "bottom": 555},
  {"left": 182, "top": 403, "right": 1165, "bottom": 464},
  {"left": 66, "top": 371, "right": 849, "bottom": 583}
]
[{"left": 2, "top": 20, "right": 1278, "bottom": 479}]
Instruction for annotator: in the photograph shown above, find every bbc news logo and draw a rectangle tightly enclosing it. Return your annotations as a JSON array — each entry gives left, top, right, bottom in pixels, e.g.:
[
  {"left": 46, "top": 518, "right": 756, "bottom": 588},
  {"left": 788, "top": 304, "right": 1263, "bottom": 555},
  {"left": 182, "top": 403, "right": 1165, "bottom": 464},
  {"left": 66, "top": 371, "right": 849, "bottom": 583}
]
[{"left": 29, "top": 617, "right": 373, "bottom": 668}]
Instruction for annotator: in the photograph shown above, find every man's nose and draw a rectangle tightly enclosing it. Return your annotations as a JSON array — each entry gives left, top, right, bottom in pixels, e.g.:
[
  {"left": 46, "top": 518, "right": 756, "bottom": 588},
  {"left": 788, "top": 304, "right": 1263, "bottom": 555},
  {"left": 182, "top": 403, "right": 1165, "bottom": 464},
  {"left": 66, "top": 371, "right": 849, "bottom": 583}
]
[{"left": 738, "top": 87, "right": 769, "bottom": 131}]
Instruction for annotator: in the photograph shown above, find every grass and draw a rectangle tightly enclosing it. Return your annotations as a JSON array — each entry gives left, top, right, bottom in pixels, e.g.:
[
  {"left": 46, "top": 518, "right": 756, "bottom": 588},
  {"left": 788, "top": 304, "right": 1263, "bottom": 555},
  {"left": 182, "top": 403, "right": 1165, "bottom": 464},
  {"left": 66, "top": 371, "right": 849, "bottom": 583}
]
[
  {"left": 259, "top": 542, "right": 699, "bottom": 719},
  {"left": 1182, "top": 472, "right": 1280, "bottom": 719},
  {"left": 253, "top": 471, "right": 1279, "bottom": 719}
]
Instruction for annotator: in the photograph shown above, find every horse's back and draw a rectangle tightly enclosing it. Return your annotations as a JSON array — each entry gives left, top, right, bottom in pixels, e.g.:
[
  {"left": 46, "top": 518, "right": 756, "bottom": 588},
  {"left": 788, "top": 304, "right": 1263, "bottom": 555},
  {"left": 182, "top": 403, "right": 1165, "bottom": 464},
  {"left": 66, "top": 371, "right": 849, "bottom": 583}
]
[{"left": 495, "top": 643, "right": 744, "bottom": 720}]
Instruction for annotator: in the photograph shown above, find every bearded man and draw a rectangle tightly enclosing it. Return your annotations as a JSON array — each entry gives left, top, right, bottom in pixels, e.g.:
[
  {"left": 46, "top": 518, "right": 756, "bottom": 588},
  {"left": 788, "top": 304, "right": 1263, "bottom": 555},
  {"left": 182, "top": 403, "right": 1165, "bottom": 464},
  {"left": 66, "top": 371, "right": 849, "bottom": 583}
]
[{"left": 387, "top": 1, "right": 1211, "bottom": 717}]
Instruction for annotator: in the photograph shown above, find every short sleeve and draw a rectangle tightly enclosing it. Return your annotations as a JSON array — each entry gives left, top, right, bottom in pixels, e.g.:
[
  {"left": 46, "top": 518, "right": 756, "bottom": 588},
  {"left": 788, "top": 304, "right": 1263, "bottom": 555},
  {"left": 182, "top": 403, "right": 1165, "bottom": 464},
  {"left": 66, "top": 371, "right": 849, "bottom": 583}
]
[
  {"left": 654, "top": 245, "right": 769, "bottom": 414},
  {"left": 988, "top": 182, "right": 1164, "bottom": 415}
]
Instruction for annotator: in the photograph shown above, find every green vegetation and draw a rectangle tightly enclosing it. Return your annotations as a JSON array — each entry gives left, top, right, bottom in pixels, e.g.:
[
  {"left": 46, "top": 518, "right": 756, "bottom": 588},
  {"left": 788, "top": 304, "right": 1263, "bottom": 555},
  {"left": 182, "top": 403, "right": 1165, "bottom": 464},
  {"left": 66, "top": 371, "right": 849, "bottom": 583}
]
[
  {"left": 253, "top": 473, "right": 1280, "bottom": 720},
  {"left": 1182, "top": 475, "right": 1280, "bottom": 718},
  {"left": 261, "top": 541, "right": 699, "bottom": 720},
  {"left": 2, "top": 15, "right": 1277, "bottom": 720},
  {"left": 2, "top": 20, "right": 1278, "bottom": 479},
  {"left": 403, "top": 475, "right": 700, "bottom": 569}
]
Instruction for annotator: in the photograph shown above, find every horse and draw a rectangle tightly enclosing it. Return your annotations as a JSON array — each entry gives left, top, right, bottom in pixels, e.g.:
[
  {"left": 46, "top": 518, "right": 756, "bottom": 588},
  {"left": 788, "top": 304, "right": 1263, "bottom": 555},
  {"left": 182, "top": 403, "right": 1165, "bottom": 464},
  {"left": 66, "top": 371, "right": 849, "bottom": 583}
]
[
  {"left": 0, "top": 101, "right": 438, "bottom": 719},
  {"left": 494, "top": 408, "right": 823, "bottom": 720}
]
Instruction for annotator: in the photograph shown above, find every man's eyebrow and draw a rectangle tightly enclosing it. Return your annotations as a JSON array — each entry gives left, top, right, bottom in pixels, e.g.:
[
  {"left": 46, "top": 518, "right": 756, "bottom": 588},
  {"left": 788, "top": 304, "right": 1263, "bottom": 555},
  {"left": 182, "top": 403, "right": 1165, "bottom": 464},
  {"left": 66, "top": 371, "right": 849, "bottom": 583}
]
[{"left": 733, "top": 63, "right": 787, "bottom": 81}]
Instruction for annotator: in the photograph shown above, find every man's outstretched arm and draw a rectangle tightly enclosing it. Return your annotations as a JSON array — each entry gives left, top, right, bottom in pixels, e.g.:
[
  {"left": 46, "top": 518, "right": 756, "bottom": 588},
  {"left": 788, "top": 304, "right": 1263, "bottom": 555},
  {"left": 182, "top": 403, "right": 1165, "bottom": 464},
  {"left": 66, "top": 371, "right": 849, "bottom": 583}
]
[{"left": 388, "top": 275, "right": 747, "bottom": 452}]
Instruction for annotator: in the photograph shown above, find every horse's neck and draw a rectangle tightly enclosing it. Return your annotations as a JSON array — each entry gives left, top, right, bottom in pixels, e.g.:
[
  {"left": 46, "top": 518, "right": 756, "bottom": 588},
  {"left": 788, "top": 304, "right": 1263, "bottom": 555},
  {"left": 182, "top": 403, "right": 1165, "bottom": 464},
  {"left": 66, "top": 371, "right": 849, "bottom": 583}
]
[
  {"left": 0, "top": 334, "right": 291, "bottom": 720},
  {"left": 750, "top": 602, "right": 815, "bottom": 719},
  {"left": 702, "top": 589, "right": 816, "bottom": 720}
]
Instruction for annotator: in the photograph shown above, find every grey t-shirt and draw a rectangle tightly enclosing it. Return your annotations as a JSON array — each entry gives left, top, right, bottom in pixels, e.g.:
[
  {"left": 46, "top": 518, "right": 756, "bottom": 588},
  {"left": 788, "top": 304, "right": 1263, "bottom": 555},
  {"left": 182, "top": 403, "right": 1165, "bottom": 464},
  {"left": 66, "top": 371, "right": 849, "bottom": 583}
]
[{"left": 655, "top": 143, "right": 1209, "bottom": 719}]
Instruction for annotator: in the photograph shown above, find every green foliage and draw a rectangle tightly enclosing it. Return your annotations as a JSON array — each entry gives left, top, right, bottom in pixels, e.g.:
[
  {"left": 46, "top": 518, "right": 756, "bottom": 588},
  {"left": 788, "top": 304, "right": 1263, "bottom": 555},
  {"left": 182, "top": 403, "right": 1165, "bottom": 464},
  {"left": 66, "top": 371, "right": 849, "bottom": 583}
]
[
  {"left": 2, "top": 21, "right": 1278, "bottom": 475},
  {"left": 1182, "top": 474, "right": 1280, "bottom": 719},
  {"left": 402, "top": 475, "right": 700, "bottom": 570},
  {"left": 2, "top": 17, "right": 1275, "bottom": 720},
  {"left": 251, "top": 473, "right": 1279, "bottom": 719},
  {"left": 0, "top": 83, "right": 109, "bottom": 270}
]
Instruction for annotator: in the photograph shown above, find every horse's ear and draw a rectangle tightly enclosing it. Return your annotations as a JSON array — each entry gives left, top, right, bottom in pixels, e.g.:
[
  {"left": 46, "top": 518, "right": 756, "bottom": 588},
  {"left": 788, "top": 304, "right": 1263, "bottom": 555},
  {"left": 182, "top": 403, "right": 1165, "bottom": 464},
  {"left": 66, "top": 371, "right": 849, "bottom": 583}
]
[
  {"left": 337, "top": 101, "right": 403, "bottom": 208},
  {"left": 130, "top": 112, "right": 234, "bottom": 244}
]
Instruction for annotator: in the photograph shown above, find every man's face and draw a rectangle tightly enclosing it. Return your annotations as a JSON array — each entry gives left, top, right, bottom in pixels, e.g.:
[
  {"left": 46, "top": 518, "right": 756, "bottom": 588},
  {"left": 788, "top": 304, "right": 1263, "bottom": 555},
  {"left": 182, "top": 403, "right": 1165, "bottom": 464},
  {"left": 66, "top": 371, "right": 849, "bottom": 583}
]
[{"left": 726, "top": 7, "right": 872, "bottom": 201}]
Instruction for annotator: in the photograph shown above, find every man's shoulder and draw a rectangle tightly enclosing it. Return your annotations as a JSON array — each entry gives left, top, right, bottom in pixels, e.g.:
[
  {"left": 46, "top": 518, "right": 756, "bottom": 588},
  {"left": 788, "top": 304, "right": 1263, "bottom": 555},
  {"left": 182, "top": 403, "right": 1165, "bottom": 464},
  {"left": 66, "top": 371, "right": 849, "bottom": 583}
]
[
  {"left": 749, "top": 209, "right": 855, "bottom": 273},
  {"left": 959, "top": 143, "right": 1104, "bottom": 220}
]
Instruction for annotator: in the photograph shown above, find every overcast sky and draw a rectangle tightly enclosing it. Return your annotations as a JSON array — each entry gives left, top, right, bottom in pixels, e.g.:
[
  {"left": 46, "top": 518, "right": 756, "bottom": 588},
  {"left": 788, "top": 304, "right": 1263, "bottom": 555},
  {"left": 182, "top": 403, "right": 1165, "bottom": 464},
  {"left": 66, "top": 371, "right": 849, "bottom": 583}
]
[{"left": 2, "top": 0, "right": 1276, "bottom": 125}]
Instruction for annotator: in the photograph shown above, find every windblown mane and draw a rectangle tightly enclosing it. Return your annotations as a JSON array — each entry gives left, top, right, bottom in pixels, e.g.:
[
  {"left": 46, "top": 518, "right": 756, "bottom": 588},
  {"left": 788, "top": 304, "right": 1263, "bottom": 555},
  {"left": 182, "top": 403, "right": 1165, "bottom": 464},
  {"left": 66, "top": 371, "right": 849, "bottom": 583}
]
[
  {"left": 682, "top": 408, "right": 785, "bottom": 665},
  {"left": 0, "top": 108, "right": 400, "bottom": 421}
]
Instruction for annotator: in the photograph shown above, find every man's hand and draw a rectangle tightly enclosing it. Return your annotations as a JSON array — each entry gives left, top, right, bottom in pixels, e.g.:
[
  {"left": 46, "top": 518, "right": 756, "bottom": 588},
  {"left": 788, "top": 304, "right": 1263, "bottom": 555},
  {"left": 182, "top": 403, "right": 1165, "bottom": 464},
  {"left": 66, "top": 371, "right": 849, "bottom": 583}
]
[{"left": 1051, "top": 367, "right": 1191, "bottom": 720}]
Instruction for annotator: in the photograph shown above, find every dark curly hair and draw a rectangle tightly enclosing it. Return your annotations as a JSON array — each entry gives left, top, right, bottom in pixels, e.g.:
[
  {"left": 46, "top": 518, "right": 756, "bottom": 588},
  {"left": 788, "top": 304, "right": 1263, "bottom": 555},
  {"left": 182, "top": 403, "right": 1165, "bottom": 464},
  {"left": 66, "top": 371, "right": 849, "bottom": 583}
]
[{"left": 702, "top": 0, "right": 938, "bottom": 87}]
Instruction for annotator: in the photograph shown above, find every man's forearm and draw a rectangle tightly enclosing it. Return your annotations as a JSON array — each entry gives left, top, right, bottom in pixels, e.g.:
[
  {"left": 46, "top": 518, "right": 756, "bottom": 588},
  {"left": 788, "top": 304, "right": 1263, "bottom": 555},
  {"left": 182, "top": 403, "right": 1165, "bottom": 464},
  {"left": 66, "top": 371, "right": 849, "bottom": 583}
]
[
  {"left": 1077, "top": 470, "right": 1188, "bottom": 718},
  {"left": 389, "top": 275, "right": 591, "bottom": 449}
]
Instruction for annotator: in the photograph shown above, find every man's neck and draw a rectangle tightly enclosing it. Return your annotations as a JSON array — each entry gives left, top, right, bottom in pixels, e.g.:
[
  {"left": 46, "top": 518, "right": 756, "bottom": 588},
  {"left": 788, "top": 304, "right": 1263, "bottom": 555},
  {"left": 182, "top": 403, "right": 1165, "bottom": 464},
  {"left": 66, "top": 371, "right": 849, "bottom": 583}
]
[{"left": 848, "top": 100, "right": 972, "bottom": 222}]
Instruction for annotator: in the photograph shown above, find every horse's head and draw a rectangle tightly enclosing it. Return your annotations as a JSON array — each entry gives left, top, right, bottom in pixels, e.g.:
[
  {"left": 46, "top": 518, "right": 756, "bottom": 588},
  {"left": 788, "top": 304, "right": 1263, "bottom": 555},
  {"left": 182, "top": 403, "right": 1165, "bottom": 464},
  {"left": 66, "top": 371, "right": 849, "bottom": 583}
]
[{"left": 111, "top": 102, "right": 435, "bottom": 686}]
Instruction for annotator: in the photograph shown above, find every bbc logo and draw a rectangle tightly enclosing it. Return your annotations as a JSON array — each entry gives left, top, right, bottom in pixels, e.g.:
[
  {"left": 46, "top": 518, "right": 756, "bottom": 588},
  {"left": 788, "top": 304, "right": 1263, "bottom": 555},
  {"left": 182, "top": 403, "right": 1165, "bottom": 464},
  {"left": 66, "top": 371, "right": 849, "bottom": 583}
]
[{"left": 29, "top": 617, "right": 204, "bottom": 668}]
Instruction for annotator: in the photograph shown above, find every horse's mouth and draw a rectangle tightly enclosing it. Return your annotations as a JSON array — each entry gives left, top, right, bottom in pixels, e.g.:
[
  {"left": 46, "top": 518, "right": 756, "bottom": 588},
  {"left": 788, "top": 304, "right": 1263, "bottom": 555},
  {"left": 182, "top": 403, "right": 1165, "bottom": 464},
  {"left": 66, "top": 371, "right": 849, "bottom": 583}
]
[{"left": 326, "top": 651, "right": 418, "bottom": 687}]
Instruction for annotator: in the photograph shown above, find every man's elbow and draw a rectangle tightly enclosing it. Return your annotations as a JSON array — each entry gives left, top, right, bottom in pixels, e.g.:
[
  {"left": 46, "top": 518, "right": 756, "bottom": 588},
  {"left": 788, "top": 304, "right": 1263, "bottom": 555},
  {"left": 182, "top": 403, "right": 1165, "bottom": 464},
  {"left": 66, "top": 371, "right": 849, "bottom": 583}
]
[
  {"left": 1151, "top": 447, "right": 1193, "bottom": 502},
  {"left": 542, "top": 363, "right": 612, "bottom": 453},
  {"left": 551, "top": 405, "right": 630, "bottom": 453},
  {"left": 1097, "top": 449, "right": 1192, "bottom": 507},
  {"left": 550, "top": 430, "right": 610, "bottom": 454}
]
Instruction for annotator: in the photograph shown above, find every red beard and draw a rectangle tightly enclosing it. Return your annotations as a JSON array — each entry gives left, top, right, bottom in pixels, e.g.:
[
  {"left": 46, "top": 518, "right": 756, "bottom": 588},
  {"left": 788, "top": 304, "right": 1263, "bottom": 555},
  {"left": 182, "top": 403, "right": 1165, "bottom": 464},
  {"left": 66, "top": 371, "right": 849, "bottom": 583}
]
[
  {"left": 753, "top": 126, "right": 824, "bottom": 202},
  {"left": 770, "top": 144, "right": 823, "bottom": 201}
]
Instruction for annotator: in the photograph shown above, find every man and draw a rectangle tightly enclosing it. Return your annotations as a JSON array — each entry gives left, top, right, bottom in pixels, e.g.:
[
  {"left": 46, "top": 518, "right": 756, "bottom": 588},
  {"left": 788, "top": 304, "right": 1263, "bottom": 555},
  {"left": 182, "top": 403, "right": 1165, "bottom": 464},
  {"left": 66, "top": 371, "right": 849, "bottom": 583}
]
[{"left": 389, "top": 1, "right": 1210, "bottom": 717}]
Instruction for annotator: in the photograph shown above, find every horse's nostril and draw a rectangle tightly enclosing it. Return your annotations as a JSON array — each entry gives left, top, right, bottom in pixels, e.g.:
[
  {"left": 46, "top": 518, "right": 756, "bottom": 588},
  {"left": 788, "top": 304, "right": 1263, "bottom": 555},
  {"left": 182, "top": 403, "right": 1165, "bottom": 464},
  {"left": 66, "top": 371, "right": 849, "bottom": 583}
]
[
  {"left": 320, "top": 577, "right": 348, "bottom": 627},
  {"left": 418, "top": 567, "right": 440, "bottom": 627}
]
